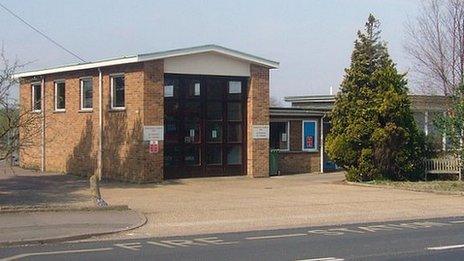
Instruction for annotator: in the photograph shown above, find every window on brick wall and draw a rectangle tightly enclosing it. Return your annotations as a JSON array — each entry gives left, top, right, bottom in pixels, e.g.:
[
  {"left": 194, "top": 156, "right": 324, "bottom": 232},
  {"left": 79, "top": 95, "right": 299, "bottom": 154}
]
[
  {"left": 31, "top": 83, "right": 42, "bottom": 112},
  {"left": 302, "top": 120, "right": 318, "bottom": 152},
  {"left": 80, "top": 78, "right": 93, "bottom": 110},
  {"left": 54, "top": 81, "right": 66, "bottom": 111},
  {"left": 110, "top": 75, "right": 125, "bottom": 109},
  {"left": 270, "top": 121, "right": 289, "bottom": 150}
]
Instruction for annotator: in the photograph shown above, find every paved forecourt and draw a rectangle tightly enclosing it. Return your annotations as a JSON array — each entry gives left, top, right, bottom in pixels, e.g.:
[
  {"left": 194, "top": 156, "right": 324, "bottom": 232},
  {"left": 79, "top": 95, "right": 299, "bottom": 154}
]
[{"left": 98, "top": 172, "right": 464, "bottom": 238}]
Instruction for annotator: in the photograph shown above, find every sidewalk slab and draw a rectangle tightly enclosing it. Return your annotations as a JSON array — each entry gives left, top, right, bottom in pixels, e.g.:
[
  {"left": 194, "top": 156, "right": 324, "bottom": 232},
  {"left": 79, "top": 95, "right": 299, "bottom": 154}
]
[{"left": 0, "top": 210, "right": 146, "bottom": 246}]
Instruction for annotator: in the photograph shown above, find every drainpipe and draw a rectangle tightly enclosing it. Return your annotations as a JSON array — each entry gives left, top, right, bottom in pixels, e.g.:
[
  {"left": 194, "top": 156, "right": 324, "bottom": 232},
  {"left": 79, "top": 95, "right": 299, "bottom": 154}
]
[
  {"left": 97, "top": 68, "right": 103, "bottom": 180},
  {"left": 41, "top": 77, "right": 45, "bottom": 172},
  {"left": 320, "top": 114, "right": 326, "bottom": 174}
]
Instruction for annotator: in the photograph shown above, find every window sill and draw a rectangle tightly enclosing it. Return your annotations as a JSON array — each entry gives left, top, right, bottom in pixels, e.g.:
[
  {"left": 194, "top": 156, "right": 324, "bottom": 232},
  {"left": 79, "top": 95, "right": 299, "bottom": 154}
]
[
  {"left": 53, "top": 110, "right": 66, "bottom": 114},
  {"left": 277, "top": 150, "right": 319, "bottom": 154},
  {"left": 78, "top": 109, "right": 93, "bottom": 113},
  {"left": 109, "top": 108, "right": 126, "bottom": 112}
]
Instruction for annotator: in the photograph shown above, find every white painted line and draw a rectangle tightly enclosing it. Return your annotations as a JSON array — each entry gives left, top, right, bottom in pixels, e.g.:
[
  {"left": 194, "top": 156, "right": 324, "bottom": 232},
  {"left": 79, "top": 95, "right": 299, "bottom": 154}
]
[
  {"left": 449, "top": 220, "right": 464, "bottom": 224},
  {"left": 246, "top": 233, "right": 307, "bottom": 240},
  {"left": 1, "top": 247, "right": 113, "bottom": 261},
  {"left": 296, "top": 257, "right": 344, "bottom": 261},
  {"left": 427, "top": 244, "right": 464, "bottom": 251}
]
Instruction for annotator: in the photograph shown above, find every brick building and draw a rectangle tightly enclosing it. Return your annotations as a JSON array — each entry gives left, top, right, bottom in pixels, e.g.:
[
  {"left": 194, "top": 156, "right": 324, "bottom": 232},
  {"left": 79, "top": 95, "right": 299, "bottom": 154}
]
[
  {"left": 269, "top": 108, "right": 325, "bottom": 174},
  {"left": 15, "top": 45, "right": 279, "bottom": 182}
]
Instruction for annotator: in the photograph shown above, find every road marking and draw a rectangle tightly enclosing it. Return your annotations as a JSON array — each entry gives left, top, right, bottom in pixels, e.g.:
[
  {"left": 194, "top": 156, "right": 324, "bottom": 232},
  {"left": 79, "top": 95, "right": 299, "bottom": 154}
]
[
  {"left": 296, "top": 257, "right": 344, "bottom": 261},
  {"left": 160, "top": 239, "right": 207, "bottom": 247},
  {"left": 147, "top": 241, "right": 176, "bottom": 248},
  {"left": 246, "top": 233, "right": 307, "bottom": 240},
  {"left": 449, "top": 220, "right": 464, "bottom": 224},
  {"left": 0, "top": 247, "right": 113, "bottom": 261},
  {"left": 427, "top": 244, "right": 464, "bottom": 251},
  {"left": 115, "top": 242, "right": 142, "bottom": 251}
]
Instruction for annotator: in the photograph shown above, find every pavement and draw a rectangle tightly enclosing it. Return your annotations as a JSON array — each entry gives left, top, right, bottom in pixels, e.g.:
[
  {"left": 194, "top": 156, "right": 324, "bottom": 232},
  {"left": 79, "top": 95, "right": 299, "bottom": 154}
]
[
  {"left": 0, "top": 209, "right": 146, "bottom": 246},
  {"left": 0, "top": 165, "right": 92, "bottom": 209},
  {"left": 0, "top": 164, "right": 145, "bottom": 246},
  {"left": 2, "top": 216, "right": 464, "bottom": 260},
  {"left": 97, "top": 172, "right": 464, "bottom": 239}
]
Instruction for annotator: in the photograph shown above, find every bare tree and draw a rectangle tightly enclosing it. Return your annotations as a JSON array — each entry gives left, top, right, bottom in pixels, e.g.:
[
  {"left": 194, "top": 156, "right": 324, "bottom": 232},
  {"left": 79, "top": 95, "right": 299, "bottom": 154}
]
[
  {"left": 405, "top": 0, "right": 464, "bottom": 96},
  {"left": 0, "top": 47, "right": 42, "bottom": 165}
]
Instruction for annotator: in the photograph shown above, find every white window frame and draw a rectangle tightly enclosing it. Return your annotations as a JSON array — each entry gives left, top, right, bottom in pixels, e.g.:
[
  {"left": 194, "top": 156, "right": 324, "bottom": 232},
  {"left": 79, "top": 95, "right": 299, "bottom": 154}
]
[
  {"left": 110, "top": 74, "right": 125, "bottom": 110},
  {"left": 54, "top": 80, "right": 66, "bottom": 112},
  {"left": 302, "top": 120, "right": 318, "bottom": 152},
  {"left": 270, "top": 120, "right": 290, "bottom": 151},
  {"left": 31, "top": 82, "right": 42, "bottom": 112},
  {"left": 80, "top": 77, "right": 93, "bottom": 111}
]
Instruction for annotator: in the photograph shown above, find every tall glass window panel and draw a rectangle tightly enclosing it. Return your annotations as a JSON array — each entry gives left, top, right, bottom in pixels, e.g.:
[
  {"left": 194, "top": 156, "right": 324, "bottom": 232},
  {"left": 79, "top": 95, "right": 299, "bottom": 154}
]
[
  {"left": 184, "top": 146, "right": 200, "bottom": 166},
  {"left": 81, "top": 79, "right": 93, "bottom": 109},
  {"left": 270, "top": 122, "right": 289, "bottom": 150},
  {"left": 165, "top": 146, "right": 182, "bottom": 166},
  {"left": 206, "top": 122, "right": 222, "bottom": 143},
  {"left": 206, "top": 145, "right": 222, "bottom": 165},
  {"left": 227, "top": 102, "right": 242, "bottom": 121},
  {"left": 228, "top": 81, "right": 242, "bottom": 99},
  {"left": 207, "top": 102, "right": 223, "bottom": 120},
  {"left": 184, "top": 121, "right": 201, "bottom": 144},
  {"left": 111, "top": 76, "right": 125, "bottom": 109},
  {"left": 228, "top": 123, "right": 242, "bottom": 142},
  {"left": 32, "top": 84, "right": 41, "bottom": 111},
  {"left": 206, "top": 79, "right": 223, "bottom": 100},
  {"left": 185, "top": 101, "right": 201, "bottom": 120},
  {"left": 227, "top": 146, "right": 242, "bottom": 165},
  {"left": 55, "top": 82, "right": 66, "bottom": 110},
  {"left": 187, "top": 80, "right": 201, "bottom": 98}
]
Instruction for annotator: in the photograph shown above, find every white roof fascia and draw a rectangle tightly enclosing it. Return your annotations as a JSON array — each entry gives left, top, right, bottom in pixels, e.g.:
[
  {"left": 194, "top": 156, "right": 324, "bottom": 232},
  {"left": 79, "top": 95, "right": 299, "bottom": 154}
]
[{"left": 14, "top": 45, "right": 279, "bottom": 79}]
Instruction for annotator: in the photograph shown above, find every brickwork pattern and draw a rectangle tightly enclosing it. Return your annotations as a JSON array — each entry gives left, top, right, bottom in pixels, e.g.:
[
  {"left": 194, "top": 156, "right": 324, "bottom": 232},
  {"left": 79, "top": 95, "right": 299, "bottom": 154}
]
[
  {"left": 19, "top": 61, "right": 164, "bottom": 183},
  {"left": 247, "top": 64, "right": 270, "bottom": 178},
  {"left": 276, "top": 119, "right": 321, "bottom": 174}
]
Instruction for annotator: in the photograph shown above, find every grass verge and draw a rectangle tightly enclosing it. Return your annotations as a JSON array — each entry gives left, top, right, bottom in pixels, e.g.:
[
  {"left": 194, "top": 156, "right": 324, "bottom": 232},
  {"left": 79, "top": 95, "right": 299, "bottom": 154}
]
[{"left": 367, "top": 180, "right": 464, "bottom": 194}]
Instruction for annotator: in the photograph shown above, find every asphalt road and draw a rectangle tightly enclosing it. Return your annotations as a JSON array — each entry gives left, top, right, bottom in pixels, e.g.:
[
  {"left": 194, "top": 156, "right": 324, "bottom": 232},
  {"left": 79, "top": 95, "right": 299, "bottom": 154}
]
[{"left": 2, "top": 216, "right": 464, "bottom": 260}]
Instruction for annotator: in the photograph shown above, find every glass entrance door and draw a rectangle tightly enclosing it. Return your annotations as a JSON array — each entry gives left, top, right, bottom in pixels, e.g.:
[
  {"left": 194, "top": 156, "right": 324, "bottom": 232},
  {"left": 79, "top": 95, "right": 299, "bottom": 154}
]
[{"left": 164, "top": 75, "right": 247, "bottom": 179}]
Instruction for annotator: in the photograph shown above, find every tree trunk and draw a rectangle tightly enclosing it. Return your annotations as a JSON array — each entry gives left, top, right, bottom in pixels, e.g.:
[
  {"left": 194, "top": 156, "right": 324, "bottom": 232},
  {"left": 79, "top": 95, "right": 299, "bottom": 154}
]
[{"left": 89, "top": 174, "right": 108, "bottom": 207}]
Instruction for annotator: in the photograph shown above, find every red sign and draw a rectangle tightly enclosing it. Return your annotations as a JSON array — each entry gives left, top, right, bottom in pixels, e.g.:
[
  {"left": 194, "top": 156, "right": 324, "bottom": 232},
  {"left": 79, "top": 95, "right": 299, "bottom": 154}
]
[
  {"left": 305, "top": 135, "right": 314, "bottom": 149},
  {"left": 149, "top": 140, "right": 159, "bottom": 154}
]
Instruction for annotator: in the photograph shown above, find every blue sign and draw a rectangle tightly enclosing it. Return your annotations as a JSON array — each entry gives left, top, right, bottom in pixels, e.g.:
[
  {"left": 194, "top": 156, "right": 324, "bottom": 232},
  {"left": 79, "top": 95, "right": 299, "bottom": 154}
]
[{"left": 303, "top": 121, "right": 317, "bottom": 150}]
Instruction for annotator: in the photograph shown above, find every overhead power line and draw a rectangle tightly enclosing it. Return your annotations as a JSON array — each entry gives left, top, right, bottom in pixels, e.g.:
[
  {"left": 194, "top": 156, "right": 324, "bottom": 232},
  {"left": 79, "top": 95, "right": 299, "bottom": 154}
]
[{"left": 0, "top": 2, "right": 87, "bottom": 63}]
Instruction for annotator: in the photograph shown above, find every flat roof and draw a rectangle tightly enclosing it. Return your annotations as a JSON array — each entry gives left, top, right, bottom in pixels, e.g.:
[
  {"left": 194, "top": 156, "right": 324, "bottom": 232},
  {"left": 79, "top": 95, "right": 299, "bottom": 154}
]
[
  {"left": 270, "top": 107, "right": 325, "bottom": 117},
  {"left": 14, "top": 45, "right": 279, "bottom": 78}
]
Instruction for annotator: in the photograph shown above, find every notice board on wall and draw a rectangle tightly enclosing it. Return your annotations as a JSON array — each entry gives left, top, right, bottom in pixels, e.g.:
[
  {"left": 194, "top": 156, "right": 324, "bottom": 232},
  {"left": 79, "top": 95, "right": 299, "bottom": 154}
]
[
  {"left": 143, "top": 126, "right": 164, "bottom": 141},
  {"left": 252, "top": 125, "right": 269, "bottom": 139}
]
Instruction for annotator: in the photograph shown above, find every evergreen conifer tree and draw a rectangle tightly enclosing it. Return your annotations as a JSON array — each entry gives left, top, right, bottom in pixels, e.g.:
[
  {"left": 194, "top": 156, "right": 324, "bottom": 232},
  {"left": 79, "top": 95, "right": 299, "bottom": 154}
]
[{"left": 326, "top": 14, "right": 426, "bottom": 181}]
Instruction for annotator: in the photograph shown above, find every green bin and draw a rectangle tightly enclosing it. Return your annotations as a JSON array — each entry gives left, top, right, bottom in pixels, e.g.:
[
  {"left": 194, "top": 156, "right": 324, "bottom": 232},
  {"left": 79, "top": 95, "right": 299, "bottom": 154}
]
[{"left": 269, "top": 149, "right": 279, "bottom": 176}]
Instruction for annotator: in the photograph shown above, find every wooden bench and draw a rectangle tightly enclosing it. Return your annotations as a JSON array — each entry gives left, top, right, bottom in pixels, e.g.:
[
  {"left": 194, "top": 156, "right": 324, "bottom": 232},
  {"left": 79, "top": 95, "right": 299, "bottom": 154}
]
[{"left": 424, "top": 157, "right": 462, "bottom": 181}]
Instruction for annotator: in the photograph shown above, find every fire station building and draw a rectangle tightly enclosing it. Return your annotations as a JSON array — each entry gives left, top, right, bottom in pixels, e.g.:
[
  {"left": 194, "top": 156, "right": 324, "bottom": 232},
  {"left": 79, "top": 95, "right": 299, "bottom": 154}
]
[{"left": 16, "top": 45, "right": 327, "bottom": 182}]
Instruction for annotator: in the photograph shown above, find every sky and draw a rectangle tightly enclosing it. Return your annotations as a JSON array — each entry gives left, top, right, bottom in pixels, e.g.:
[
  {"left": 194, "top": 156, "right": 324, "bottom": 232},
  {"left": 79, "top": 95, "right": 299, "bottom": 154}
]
[{"left": 0, "top": 0, "right": 421, "bottom": 103}]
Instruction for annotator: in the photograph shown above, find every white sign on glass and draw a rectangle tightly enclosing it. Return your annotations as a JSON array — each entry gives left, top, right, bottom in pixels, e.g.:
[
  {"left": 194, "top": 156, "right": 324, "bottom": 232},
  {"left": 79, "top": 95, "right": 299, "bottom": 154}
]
[
  {"left": 194, "top": 83, "right": 201, "bottom": 96},
  {"left": 164, "top": 85, "right": 174, "bottom": 97},
  {"left": 228, "top": 81, "right": 241, "bottom": 94},
  {"left": 281, "top": 133, "right": 287, "bottom": 142},
  {"left": 252, "top": 125, "right": 269, "bottom": 139},
  {"left": 143, "top": 126, "right": 164, "bottom": 141}
]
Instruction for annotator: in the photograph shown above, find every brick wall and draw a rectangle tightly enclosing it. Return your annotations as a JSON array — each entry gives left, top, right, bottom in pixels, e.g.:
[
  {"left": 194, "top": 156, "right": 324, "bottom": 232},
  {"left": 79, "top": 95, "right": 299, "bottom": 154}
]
[
  {"left": 247, "top": 64, "right": 270, "bottom": 178},
  {"left": 19, "top": 61, "right": 164, "bottom": 183},
  {"left": 273, "top": 119, "right": 321, "bottom": 174},
  {"left": 19, "top": 78, "right": 42, "bottom": 170}
]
